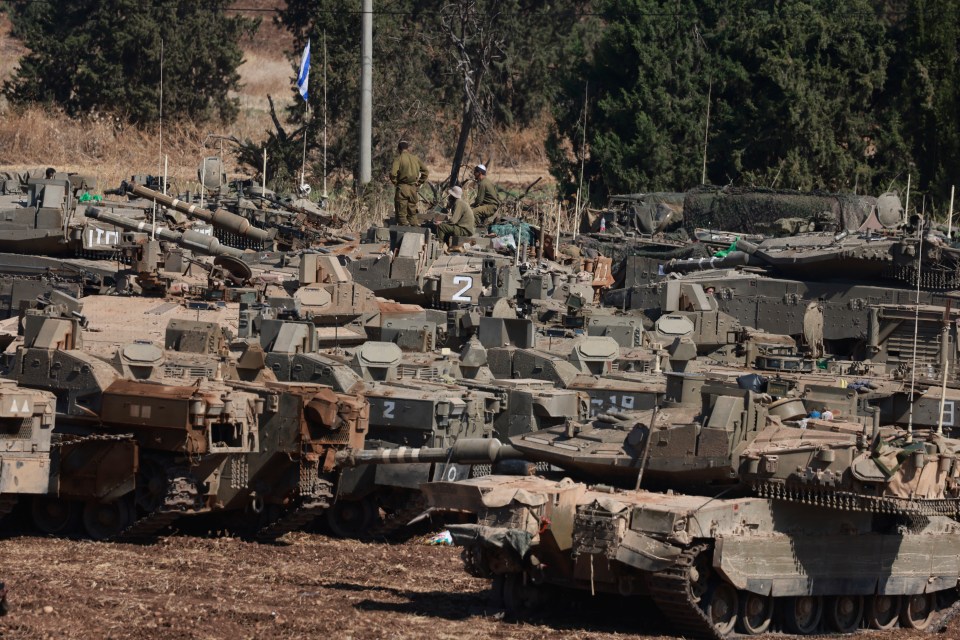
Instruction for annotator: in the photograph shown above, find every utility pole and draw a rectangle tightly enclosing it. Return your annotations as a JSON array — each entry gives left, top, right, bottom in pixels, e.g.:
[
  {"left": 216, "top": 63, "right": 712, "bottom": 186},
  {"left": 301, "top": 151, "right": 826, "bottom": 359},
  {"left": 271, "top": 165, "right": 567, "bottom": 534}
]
[{"left": 359, "top": 0, "right": 373, "bottom": 184}]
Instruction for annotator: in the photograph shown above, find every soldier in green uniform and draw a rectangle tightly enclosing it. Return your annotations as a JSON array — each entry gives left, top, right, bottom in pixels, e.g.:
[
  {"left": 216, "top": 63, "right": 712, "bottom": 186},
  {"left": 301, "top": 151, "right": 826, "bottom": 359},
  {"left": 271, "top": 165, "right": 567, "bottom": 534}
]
[
  {"left": 389, "top": 140, "right": 428, "bottom": 226},
  {"left": 436, "top": 185, "right": 476, "bottom": 244},
  {"left": 470, "top": 163, "right": 500, "bottom": 225}
]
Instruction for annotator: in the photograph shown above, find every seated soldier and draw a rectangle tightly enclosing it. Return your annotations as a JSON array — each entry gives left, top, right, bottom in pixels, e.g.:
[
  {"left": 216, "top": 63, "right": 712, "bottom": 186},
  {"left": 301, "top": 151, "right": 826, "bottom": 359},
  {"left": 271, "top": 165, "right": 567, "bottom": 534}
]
[
  {"left": 436, "top": 186, "right": 476, "bottom": 244},
  {"left": 470, "top": 164, "right": 500, "bottom": 225}
]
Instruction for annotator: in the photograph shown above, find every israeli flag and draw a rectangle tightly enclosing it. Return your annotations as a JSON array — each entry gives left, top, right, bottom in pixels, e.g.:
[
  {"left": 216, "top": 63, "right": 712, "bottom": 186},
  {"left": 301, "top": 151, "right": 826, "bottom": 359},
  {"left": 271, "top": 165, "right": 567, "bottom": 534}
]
[{"left": 297, "top": 40, "right": 311, "bottom": 102}]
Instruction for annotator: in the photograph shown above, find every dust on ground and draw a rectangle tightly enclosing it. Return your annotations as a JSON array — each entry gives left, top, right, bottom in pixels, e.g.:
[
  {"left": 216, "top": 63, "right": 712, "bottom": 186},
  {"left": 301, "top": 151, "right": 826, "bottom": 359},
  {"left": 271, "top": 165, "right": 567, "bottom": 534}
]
[{"left": 0, "top": 533, "right": 943, "bottom": 640}]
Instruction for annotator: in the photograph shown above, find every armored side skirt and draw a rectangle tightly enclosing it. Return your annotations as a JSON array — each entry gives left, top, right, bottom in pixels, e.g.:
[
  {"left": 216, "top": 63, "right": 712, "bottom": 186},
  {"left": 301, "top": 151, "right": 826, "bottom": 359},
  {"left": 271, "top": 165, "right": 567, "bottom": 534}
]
[{"left": 715, "top": 534, "right": 960, "bottom": 597}]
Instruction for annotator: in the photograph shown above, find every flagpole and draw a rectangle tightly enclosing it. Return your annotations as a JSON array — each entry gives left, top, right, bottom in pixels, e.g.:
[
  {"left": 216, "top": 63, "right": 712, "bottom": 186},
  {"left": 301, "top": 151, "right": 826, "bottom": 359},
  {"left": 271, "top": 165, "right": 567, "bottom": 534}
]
[
  {"left": 323, "top": 31, "right": 328, "bottom": 198},
  {"left": 300, "top": 102, "right": 308, "bottom": 189},
  {"left": 296, "top": 39, "right": 311, "bottom": 194}
]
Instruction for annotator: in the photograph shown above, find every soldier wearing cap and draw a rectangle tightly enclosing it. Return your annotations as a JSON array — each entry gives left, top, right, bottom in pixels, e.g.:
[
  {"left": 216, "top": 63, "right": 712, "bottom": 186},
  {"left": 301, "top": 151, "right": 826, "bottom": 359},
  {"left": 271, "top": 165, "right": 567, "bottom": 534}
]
[
  {"left": 470, "top": 163, "right": 500, "bottom": 225},
  {"left": 389, "top": 140, "right": 429, "bottom": 226},
  {"left": 436, "top": 185, "right": 476, "bottom": 243}
]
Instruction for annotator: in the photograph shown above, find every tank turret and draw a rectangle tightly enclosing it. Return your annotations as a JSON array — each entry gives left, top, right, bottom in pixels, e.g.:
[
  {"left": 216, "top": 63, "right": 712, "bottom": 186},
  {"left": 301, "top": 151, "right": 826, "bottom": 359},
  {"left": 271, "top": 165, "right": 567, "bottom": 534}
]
[{"left": 84, "top": 206, "right": 248, "bottom": 259}]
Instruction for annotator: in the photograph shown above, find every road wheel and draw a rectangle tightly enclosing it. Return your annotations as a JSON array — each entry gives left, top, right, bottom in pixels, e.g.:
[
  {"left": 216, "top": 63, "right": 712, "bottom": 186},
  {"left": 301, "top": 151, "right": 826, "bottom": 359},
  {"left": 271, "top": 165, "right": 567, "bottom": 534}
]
[
  {"left": 900, "top": 593, "right": 935, "bottom": 630},
  {"left": 82, "top": 499, "right": 132, "bottom": 540},
  {"left": 783, "top": 595, "right": 822, "bottom": 635},
  {"left": 325, "top": 498, "right": 375, "bottom": 538},
  {"left": 737, "top": 592, "right": 773, "bottom": 635},
  {"left": 31, "top": 497, "right": 80, "bottom": 535},
  {"left": 498, "top": 573, "right": 543, "bottom": 616},
  {"left": 702, "top": 581, "right": 738, "bottom": 636},
  {"left": 866, "top": 594, "right": 900, "bottom": 630},
  {"left": 826, "top": 595, "right": 863, "bottom": 633}
]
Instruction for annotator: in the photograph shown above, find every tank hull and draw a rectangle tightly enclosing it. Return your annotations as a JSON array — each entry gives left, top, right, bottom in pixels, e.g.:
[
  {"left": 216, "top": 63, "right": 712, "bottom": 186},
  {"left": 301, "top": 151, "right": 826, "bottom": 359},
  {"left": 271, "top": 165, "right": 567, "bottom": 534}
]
[{"left": 424, "top": 474, "right": 960, "bottom": 637}]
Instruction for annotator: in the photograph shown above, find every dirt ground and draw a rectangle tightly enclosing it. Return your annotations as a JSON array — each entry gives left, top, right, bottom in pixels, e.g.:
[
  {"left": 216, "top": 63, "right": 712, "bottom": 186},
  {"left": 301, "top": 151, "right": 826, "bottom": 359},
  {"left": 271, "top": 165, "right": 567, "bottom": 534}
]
[{"left": 0, "top": 532, "right": 950, "bottom": 640}]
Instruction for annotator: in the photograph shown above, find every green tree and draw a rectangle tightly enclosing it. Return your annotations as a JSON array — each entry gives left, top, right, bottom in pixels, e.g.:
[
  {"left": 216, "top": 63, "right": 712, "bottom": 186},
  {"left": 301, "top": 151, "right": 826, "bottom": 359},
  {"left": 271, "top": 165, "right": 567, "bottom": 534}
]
[
  {"left": 885, "top": 0, "right": 960, "bottom": 203},
  {"left": 3, "top": 0, "right": 257, "bottom": 124},
  {"left": 278, "top": 0, "right": 589, "bottom": 184},
  {"left": 708, "top": 0, "right": 891, "bottom": 192},
  {"left": 550, "top": 0, "right": 897, "bottom": 201},
  {"left": 548, "top": 0, "right": 714, "bottom": 201}
]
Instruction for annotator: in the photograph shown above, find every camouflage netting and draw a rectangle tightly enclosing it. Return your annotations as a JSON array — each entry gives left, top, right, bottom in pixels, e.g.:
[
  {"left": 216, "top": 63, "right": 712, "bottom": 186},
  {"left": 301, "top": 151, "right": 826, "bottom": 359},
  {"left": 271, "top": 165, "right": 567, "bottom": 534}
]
[
  {"left": 585, "top": 192, "right": 685, "bottom": 234},
  {"left": 683, "top": 185, "right": 876, "bottom": 235},
  {"left": 577, "top": 231, "right": 711, "bottom": 284},
  {"left": 490, "top": 221, "right": 536, "bottom": 246}
]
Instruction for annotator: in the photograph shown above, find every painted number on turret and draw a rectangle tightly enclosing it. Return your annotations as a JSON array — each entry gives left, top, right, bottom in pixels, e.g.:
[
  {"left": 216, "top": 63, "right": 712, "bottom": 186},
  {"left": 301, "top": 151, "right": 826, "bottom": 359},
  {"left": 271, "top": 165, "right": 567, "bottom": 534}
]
[
  {"left": 439, "top": 273, "right": 480, "bottom": 304},
  {"left": 590, "top": 394, "right": 636, "bottom": 415},
  {"left": 382, "top": 401, "right": 396, "bottom": 419},
  {"left": 452, "top": 276, "right": 474, "bottom": 302},
  {"left": 84, "top": 227, "right": 121, "bottom": 249}
]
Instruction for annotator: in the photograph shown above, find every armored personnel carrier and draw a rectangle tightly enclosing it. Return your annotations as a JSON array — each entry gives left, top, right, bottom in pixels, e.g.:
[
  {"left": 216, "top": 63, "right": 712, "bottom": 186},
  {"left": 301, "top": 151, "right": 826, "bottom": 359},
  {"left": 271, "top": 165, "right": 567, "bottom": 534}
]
[{"left": 396, "top": 373, "right": 960, "bottom": 637}]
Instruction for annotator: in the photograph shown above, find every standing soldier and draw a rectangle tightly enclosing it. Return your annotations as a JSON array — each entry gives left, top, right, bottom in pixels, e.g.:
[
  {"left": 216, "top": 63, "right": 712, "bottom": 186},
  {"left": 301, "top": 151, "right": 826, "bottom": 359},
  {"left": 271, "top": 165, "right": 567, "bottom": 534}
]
[
  {"left": 470, "top": 163, "right": 501, "bottom": 225},
  {"left": 390, "top": 140, "right": 428, "bottom": 226},
  {"left": 437, "top": 186, "right": 475, "bottom": 244}
]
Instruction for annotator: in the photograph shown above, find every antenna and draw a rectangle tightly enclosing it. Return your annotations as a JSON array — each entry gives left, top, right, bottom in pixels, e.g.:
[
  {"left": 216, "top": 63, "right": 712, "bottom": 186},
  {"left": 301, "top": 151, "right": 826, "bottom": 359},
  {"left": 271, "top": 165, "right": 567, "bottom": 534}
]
[
  {"left": 154, "top": 37, "right": 164, "bottom": 241},
  {"left": 937, "top": 301, "right": 952, "bottom": 435},
  {"left": 906, "top": 213, "right": 923, "bottom": 443},
  {"left": 701, "top": 80, "right": 711, "bottom": 185},
  {"left": 948, "top": 185, "right": 955, "bottom": 241},
  {"left": 573, "top": 82, "right": 588, "bottom": 241},
  {"left": 300, "top": 101, "right": 309, "bottom": 189},
  {"left": 905, "top": 173, "right": 912, "bottom": 228}
]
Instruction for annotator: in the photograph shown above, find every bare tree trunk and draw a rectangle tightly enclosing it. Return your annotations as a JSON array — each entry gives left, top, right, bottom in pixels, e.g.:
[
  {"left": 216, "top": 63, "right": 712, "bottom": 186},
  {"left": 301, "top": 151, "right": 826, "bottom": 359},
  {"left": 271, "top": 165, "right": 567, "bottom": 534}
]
[
  {"left": 440, "top": 0, "right": 499, "bottom": 189},
  {"left": 449, "top": 97, "right": 475, "bottom": 187}
]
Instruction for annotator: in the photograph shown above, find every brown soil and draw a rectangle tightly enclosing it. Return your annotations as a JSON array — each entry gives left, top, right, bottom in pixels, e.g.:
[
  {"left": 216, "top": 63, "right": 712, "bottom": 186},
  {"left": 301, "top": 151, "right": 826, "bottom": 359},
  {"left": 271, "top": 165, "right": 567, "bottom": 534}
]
[{"left": 0, "top": 532, "right": 943, "bottom": 640}]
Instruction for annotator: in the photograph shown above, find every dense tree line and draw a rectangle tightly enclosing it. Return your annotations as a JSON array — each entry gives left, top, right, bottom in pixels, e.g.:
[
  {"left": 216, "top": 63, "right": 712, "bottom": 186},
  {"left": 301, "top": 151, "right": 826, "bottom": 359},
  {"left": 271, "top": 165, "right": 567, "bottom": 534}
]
[
  {"left": 550, "top": 0, "right": 960, "bottom": 204},
  {"left": 2, "top": 0, "right": 256, "bottom": 124},
  {"left": 4, "top": 0, "right": 960, "bottom": 203}
]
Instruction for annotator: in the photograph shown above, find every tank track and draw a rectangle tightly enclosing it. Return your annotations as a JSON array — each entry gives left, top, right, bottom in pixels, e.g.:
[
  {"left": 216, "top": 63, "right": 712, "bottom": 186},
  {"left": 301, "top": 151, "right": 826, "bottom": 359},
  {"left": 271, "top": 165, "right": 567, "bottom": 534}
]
[
  {"left": 751, "top": 480, "right": 960, "bottom": 516},
  {"left": 116, "top": 473, "right": 201, "bottom": 542},
  {"left": 256, "top": 479, "right": 334, "bottom": 542},
  {"left": 647, "top": 543, "right": 724, "bottom": 640},
  {"left": 53, "top": 432, "right": 135, "bottom": 446}
]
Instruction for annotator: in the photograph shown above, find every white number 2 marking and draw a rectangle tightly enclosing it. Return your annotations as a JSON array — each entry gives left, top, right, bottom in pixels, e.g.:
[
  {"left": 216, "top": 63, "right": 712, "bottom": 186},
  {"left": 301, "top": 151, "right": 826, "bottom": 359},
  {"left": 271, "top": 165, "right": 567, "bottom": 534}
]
[
  {"left": 452, "top": 275, "right": 474, "bottom": 302},
  {"left": 382, "top": 401, "right": 395, "bottom": 419}
]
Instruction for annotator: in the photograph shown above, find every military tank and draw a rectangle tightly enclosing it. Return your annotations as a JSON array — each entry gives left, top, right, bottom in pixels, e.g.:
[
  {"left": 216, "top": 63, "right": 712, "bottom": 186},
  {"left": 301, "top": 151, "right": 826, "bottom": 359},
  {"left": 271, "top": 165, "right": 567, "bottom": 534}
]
[
  {"left": 609, "top": 230, "right": 960, "bottom": 362},
  {"left": 2, "top": 307, "right": 369, "bottom": 541},
  {"left": 257, "top": 322, "right": 587, "bottom": 538},
  {"left": 353, "top": 373, "right": 960, "bottom": 637}
]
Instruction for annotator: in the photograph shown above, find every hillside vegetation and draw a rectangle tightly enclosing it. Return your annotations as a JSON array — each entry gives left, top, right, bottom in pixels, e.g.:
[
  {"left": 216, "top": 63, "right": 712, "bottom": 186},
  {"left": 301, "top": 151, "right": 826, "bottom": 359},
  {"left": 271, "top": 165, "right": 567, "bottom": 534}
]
[{"left": 1, "top": 1, "right": 959, "bottom": 212}]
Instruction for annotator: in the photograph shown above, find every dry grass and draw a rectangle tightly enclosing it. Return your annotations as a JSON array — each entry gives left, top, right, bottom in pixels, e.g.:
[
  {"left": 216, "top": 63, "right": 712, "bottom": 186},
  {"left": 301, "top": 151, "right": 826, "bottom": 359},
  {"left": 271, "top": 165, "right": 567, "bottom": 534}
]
[{"left": 0, "top": 105, "right": 248, "bottom": 193}]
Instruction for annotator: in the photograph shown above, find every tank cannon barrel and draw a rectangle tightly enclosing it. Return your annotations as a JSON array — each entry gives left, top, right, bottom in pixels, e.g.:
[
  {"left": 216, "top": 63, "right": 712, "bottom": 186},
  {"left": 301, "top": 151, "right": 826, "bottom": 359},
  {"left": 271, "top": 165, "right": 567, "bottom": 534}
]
[
  {"left": 251, "top": 191, "right": 338, "bottom": 226},
  {"left": 665, "top": 250, "right": 762, "bottom": 274},
  {"left": 335, "top": 438, "right": 521, "bottom": 467},
  {"left": 126, "top": 182, "right": 273, "bottom": 244},
  {"left": 84, "top": 207, "right": 247, "bottom": 259}
]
